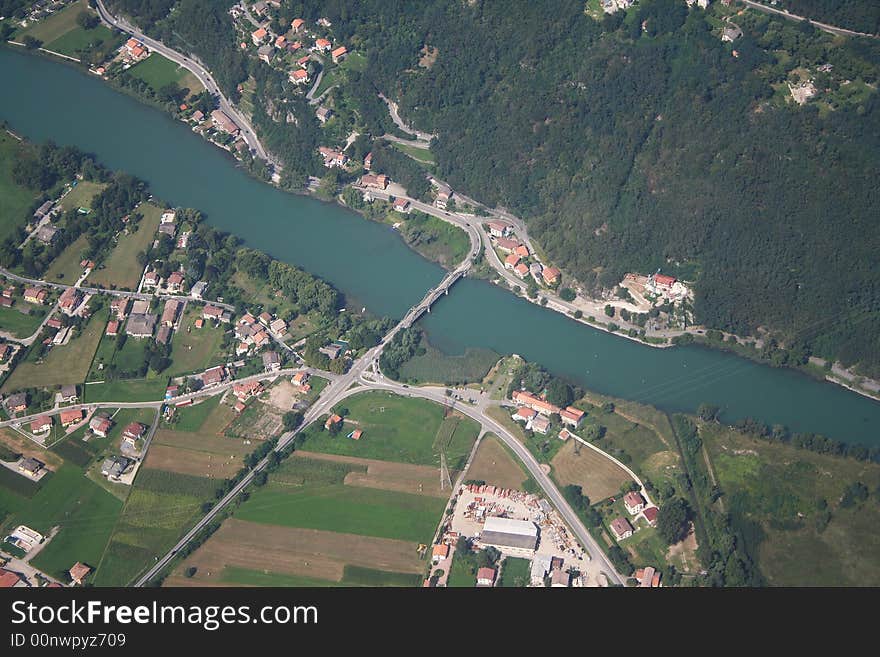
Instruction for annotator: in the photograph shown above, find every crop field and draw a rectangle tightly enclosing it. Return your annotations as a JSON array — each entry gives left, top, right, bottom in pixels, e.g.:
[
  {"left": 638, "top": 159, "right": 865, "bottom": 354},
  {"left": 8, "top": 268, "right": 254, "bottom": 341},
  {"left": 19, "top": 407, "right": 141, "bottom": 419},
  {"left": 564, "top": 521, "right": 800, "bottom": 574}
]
[
  {"left": 2, "top": 311, "right": 106, "bottom": 392},
  {"left": 701, "top": 422, "right": 880, "bottom": 586},
  {"left": 465, "top": 435, "right": 528, "bottom": 490},
  {"left": 82, "top": 377, "right": 169, "bottom": 403},
  {"left": 0, "top": 302, "right": 48, "bottom": 338},
  {"left": 225, "top": 398, "right": 282, "bottom": 441},
  {"left": 165, "top": 518, "right": 423, "bottom": 587},
  {"left": 15, "top": 0, "right": 90, "bottom": 44},
  {"left": 551, "top": 440, "right": 632, "bottom": 502},
  {"left": 44, "top": 23, "right": 118, "bottom": 57},
  {"left": 167, "top": 306, "right": 226, "bottom": 375},
  {"left": 43, "top": 233, "right": 90, "bottom": 283},
  {"left": 127, "top": 54, "right": 204, "bottom": 96},
  {"left": 296, "top": 390, "right": 478, "bottom": 469},
  {"left": 59, "top": 180, "right": 105, "bottom": 212},
  {"left": 0, "top": 131, "right": 37, "bottom": 243},
  {"left": 89, "top": 202, "right": 162, "bottom": 289}
]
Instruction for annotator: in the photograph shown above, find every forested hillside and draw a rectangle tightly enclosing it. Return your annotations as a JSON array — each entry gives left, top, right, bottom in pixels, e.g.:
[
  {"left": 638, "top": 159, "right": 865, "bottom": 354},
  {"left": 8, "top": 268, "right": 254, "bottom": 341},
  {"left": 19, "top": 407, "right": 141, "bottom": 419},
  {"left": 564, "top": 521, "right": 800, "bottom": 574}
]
[
  {"left": 779, "top": 0, "right": 880, "bottom": 35},
  {"left": 104, "top": 0, "right": 880, "bottom": 377}
]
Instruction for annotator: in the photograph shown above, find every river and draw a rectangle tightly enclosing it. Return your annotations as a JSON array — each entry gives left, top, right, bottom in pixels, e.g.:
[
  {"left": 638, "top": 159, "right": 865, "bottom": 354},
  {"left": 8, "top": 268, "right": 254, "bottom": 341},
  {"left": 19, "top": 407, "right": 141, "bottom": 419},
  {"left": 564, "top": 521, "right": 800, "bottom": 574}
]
[{"left": 2, "top": 47, "right": 879, "bottom": 446}]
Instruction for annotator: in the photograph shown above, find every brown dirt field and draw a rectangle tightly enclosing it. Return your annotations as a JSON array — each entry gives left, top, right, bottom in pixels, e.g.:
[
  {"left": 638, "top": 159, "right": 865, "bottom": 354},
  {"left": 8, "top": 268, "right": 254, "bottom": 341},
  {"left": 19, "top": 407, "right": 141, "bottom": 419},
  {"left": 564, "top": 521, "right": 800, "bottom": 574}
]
[
  {"left": 464, "top": 435, "right": 527, "bottom": 489},
  {"left": 265, "top": 380, "right": 302, "bottom": 411},
  {"left": 152, "top": 429, "right": 252, "bottom": 456},
  {"left": 169, "top": 518, "right": 422, "bottom": 585},
  {"left": 144, "top": 444, "right": 243, "bottom": 479},
  {"left": 666, "top": 524, "right": 699, "bottom": 573},
  {"left": 0, "top": 429, "right": 63, "bottom": 469},
  {"left": 551, "top": 440, "right": 633, "bottom": 502},
  {"left": 294, "top": 450, "right": 446, "bottom": 498}
]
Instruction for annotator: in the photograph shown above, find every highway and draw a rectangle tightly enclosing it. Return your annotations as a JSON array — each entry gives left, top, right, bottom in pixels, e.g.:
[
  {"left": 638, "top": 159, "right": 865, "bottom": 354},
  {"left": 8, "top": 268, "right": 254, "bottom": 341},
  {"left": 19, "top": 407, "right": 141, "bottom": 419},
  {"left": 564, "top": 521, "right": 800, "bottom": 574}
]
[
  {"left": 94, "top": 0, "right": 278, "bottom": 166},
  {"left": 737, "top": 0, "right": 878, "bottom": 39}
]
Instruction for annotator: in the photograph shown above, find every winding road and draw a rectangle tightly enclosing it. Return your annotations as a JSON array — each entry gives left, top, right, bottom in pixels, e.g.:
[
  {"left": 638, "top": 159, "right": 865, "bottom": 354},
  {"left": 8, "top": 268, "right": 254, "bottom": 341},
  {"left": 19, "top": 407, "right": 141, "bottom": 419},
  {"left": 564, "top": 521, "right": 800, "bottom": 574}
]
[{"left": 737, "top": 0, "right": 878, "bottom": 39}]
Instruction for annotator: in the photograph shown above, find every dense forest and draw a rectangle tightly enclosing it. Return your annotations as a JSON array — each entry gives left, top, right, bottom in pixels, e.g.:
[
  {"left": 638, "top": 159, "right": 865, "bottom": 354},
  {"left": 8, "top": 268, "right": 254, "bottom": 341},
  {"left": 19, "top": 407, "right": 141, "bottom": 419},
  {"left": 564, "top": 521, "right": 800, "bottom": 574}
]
[
  {"left": 781, "top": 0, "right": 880, "bottom": 34},
  {"left": 103, "top": 0, "right": 880, "bottom": 377}
]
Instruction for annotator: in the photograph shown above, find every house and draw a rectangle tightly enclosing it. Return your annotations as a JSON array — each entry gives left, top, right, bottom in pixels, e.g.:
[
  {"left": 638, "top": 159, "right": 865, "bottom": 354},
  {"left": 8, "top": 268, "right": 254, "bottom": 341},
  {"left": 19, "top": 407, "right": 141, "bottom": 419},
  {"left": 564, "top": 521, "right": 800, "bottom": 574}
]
[
  {"left": 35, "top": 223, "right": 60, "bottom": 244},
  {"left": 635, "top": 566, "right": 662, "bottom": 588},
  {"left": 476, "top": 567, "right": 496, "bottom": 587},
  {"left": 360, "top": 174, "right": 388, "bottom": 189},
  {"left": 487, "top": 221, "right": 511, "bottom": 238},
  {"left": 34, "top": 200, "right": 54, "bottom": 219},
  {"left": 262, "top": 350, "right": 281, "bottom": 372},
  {"left": 504, "top": 254, "right": 520, "bottom": 270},
  {"left": 291, "top": 17, "right": 305, "bottom": 32},
  {"left": 550, "top": 569, "right": 570, "bottom": 588},
  {"left": 349, "top": 429, "right": 363, "bottom": 441},
  {"left": 160, "top": 210, "right": 175, "bottom": 224},
  {"left": 258, "top": 311, "right": 273, "bottom": 326},
  {"left": 274, "top": 35, "right": 286, "bottom": 49},
  {"left": 493, "top": 239, "right": 519, "bottom": 255},
  {"left": 531, "top": 416, "right": 550, "bottom": 435},
  {"left": 257, "top": 44, "right": 274, "bottom": 64},
  {"left": 331, "top": 45, "right": 347, "bottom": 63},
  {"left": 18, "top": 457, "right": 45, "bottom": 475},
  {"left": 269, "top": 318, "right": 287, "bottom": 334},
  {"left": 101, "top": 455, "right": 130, "bottom": 479},
  {"left": 123, "top": 422, "right": 147, "bottom": 442},
  {"left": 110, "top": 297, "right": 129, "bottom": 319},
  {"left": 514, "top": 244, "right": 530, "bottom": 258},
  {"left": 529, "top": 263, "right": 543, "bottom": 282},
  {"left": 0, "top": 344, "right": 13, "bottom": 362},
  {"left": 126, "top": 313, "right": 157, "bottom": 338},
  {"left": 131, "top": 299, "right": 150, "bottom": 314},
  {"left": 23, "top": 287, "right": 47, "bottom": 305},
  {"left": 319, "top": 343, "right": 343, "bottom": 359},
  {"left": 643, "top": 506, "right": 659, "bottom": 527},
  {"left": 251, "top": 27, "right": 268, "bottom": 46},
  {"left": 233, "top": 380, "right": 263, "bottom": 401},
  {"left": 297, "top": 55, "right": 311, "bottom": 67},
  {"left": 431, "top": 544, "right": 449, "bottom": 564},
  {"left": 30, "top": 417, "right": 52, "bottom": 434},
  {"left": 190, "top": 281, "right": 208, "bottom": 300},
  {"left": 721, "top": 25, "right": 742, "bottom": 42},
  {"left": 105, "top": 319, "right": 120, "bottom": 336},
  {"left": 58, "top": 287, "right": 81, "bottom": 312},
  {"left": 513, "top": 263, "right": 529, "bottom": 279},
  {"left": 316, "top": 106, "right": 333, "bottom": 123},
  {"left": 59, "top": 384, "right": 77, "bottom": 403},
  {"left": 6, "top": 392, "right": 27, "bottom": 413},
  {"left": 513, "top": 406, "right": 537, "bottom": 422},
  {"left": 211, "top": 109, "right": 240, "bottom": 135},
  {"left": 392, "top": 198, "right": 411, "bottom": 213},
  {"left": 68, "top": 562, "right": 92, "bottom": 586},
  {"left": 512, "top": 390, "right": 560, "bottom": 416},
  {"left": 233, "top": 401, "right": 246, "bottom": 414},
  {"left": 90, "top": 416, "right": 112, "bottom": 438},
  {"left": 156, "top": 325, "right": 172, "bottom": 345},
  {"left": 142, "top": 271, "right": 160, "bottom": 288},
  {"left": 252, "top": 1, "right": 268, "bottom": 16},
  {"left": 560, "top": 406, "right": 585, "bottom": 428},
  {"left": 161, "top": 300, "right": 181, "bottom": 327},
  {"left": 0, "top": 296, "right": 12, "bottom": 308},
  {"left": 610, "top": 517, "right": 634, "bottom": 541},
  {"left": 541, "top": 266, "right": 561, "bottom": 286},
  {"left": 314, "top": 38, "right": 332, "bottom": 52},
  {"left": 252, "top": 329, "right": 270, "bottom": 347},
  {"left": 624, "top": 491, "right": 646, "bottom": 515},
  {"left": 166, "top": 271, "right": 185, "bottom": 293},
  {"left": 202, "top": 305, "right": 225, "bottom": 322},
  {"left": 240, "top": 312, "right": 256, "bottom": 326},
  {"left": 59, "top": 408, "right": 82, "bottom": 427},
  {"left": 191, "top": 110, "right": 204, "bottom": 122},
  {"left": 201, "top": 366, "right": 226, "bottom": 387},
  {"left": 317, "top": 17, "right": 332, "bottom": 27},
  {"left": 558, "top": 429, "right": 571, "bottom": 441},
  {"left": 324, "top": 414, "right": 342, "bottom": 430},
  {"left": 318, "top": 146, "right": 347, "bottom": 168},
  {"left": 364, "top": 152, "right": 373, "bottom": 170},
  {"left": 46, "top": 317, "right": 62, "bottom": 330},
  {"left": 0, "top": 569, "right": 25, "bottom": 588},
  {"left": 292, "top": 371, "right": 310, "bottom": 389}
]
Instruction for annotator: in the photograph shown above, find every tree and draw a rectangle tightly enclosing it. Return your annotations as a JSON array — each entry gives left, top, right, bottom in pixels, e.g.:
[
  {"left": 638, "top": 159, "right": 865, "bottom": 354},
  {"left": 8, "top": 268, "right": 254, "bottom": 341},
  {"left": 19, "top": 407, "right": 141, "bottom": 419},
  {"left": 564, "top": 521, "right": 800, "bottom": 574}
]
[
  {"left": 656, "top": 498, "right": 691, "bottom": 545},
  {"left": 604, "top": 304, "right": 615, "bottom": 318},
  {"left": 23, "top": 35, "right": 42, "bottom": 50},
  {"left": 283, "top": 411, "right": 304, "bottom": 432},
  {"left": 560, "top": 287, "right": 576, "bottom": 302},
  {"left": 545, "top": 379, "right": 574, "bottom": 408},
  {"left": 698, "top": 403, "right": 720, "bottom": 422},
  {"left": 76, "top": 11, "right": 100, "bottom": 30}
]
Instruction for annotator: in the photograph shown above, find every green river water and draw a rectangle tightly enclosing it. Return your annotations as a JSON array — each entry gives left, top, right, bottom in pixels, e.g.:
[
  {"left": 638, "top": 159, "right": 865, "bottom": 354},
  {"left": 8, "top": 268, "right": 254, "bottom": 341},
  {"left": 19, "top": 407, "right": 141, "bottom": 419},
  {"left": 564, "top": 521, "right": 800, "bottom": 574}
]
[{"left": 3, "top": 48, "right": 879, "bottom": 446}]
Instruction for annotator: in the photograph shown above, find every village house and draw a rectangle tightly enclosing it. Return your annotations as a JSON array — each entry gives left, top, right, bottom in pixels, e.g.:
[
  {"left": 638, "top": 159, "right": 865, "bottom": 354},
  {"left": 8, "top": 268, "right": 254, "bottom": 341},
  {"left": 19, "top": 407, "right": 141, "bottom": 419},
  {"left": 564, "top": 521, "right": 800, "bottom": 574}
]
[
  {"left": 59, "top": 408, "right": 82, "bottom": 428},
  {"left": 18, "top": 457, "right": 45, "bottom": 477},
  {"left": 392, "top": 198, "right": 411, "bottom": 214},
  {"left": 624, "top": 491, "right": 646, "bottom": 515},
  {"left": 292, "top": 371, "right": 310, "bottom": 390},
  {"left": 161, "top": 300, "right": 181, "bottom": 328},
  {"left": 58, "top": 287, "right": 81, "bottom": 313},
  {"left": 123, "top": 422, "right": 147, "bottom": 444},
  {"left": 67, "top": 562, "right": 91, "bottom": 586},
  {"left": 156, "top": 324, "right": 171, "bottom": 345},
  {"left": 274, "top": 35, "right": 286, "bottom": 49},
  {"left": 262, "top": 350, "right": 281, "bottom": 372},
  {"left": 531, "top": 415, "right": 550, "bottom": 435},
  {"left": 324, "top": 414, "right": 343, "bottom": 430},
  {"left": 644, "top": 506, "right": 659, "bottom": 527},
  {"left": 512, "top": 390, "right": 560, "bottom": 416},
  {"left": 318, "top": 146, "right": 347, "bottom": 168},
  {"left": 46, "top": 317, "right": 62, "bottom": 330},
  {"left": 165, "top": 271, "right": 185, "bottom": 293},
  {"left": 269, "top": 318, "right": 287, "bottom": 334},
  {"left": 110, "top": 297, "right": 129, "bottom": 319},
  {"left": 513, "top": 263, "right": 530, "bottom": 279},
  {"left": 190, "top": 281, "right": 207, "bottom": 300},
  {"left": 316, "top": 106, "right": 333, "bottom": 123},
  {"left": 160, "top": 210, "right": 175, "bottom": 224},
  {"left": 257, "top": 44, "right": 274, "bottom": 64},
  {"left": 635, "top": 566, "right": 662, "bottom": 588},
  {"left": 90, "top": 415, "right": 112, "bottom": 438},
  {"left": 529, "top": 263, "right": 543, "bottom": 282},
  {"left": 33, "top": 199, "right": 54, "bottom": 220},
  {"left": 610, "top": 517, "right": 634, "bottom": 541},
  {"left": 487, "top": 221, "right": 511, "bottom": 238},
  {"left": 314, "top": 38, "right": 332, "bottom": 53},
  {"left": 59, "top": 384, "right": 77, "bottom": 403},
  {"left": 0, "top": 344, "right": 13, "bottom": 362},
  {"left": 233, "top": 380, "right": 263, "bottom": 401},
  {"left": 23, "top": 287, "right": 47, "bottom": 305},
  {"left": 331, "top": 45, "right": 347, "bottom": 63},
  {"left": 291, "top": 17, "right": 305, "bottom": 32},
  {"left": 0, "top": 295, "right": 12, "bottom": 309},
  {"left": 251, "top": 27, "right": 268, "bottom": 46},
  {"left": 289, "top": 68, "right": 309, "bottom": 86},
  {"left": 258, "top": 311, "right": 273, "bottom": 326},
  {"left": 319, "top": 343, "right": 343, "bottom": 359},
  {"left": 101, "top": 455, "right": 131, "bottom": 479},
  {"left": 349, "top": 429, "right": 363, "bottom": 441},
  {"left": 142, "top": 270, "right": 160, "bottom": 289},
  {"left": 560, "top": 406, "right": 585, "bottom": 428},
  {"left": 514, "top": 244, "right": 530, "bottom": 258},
  {"left": 105, "top": 319, "right": 120, "bottom": 336},
  {"left": 360, "top": 173, "right": 389, "bottom": 190},
  {"left": 494, "top": 237, "right": 520, "bottom": 254},
  {"left": 201, "top": 366, "right": 226, "bottom": 387},
  {"left": 550, "top": 569, "right": 571, "bottom": 588},
  {"left": 364, "top": 152, "right": 373, "bottom": 170},
  {"left": 30, "top": 416, "right": 52, "bottom": 434},
  {"left": 126, "top": 313, "right": 157, "bottom": 338},
  {"left": 542, "top": 266, "right": 561, "bottom": 286},
  {"left": 476, "top": 567, "right": 496, "bottom": 587},
  {"left": 512, "top": 406, "right": 537, "bottom": 422},
  {"left": 6, "top": 392, "right": 27, "bottom": 413},
  {"left": 504, "top": 254, "right": 520, "bottom": 270},
  {"left": 35, "top": 224, "right": 60, "bottom": 245},
  {"left": 211, "top": 109, "right": 240, "bottom": 136},
  {"left": 431, "top": 544, "right": 449, "bottom": 564},
  {"left": 0, "top": 568, "right": 25, "bottom": 588}
]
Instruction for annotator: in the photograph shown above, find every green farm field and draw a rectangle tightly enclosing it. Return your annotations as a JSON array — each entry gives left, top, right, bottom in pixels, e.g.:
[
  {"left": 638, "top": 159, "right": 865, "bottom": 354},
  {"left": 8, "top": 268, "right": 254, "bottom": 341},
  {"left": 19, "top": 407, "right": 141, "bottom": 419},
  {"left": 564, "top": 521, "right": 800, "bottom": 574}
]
[
  {"left": 127, "top": 54, "right": 204, "bottom": 96},
  {"left": 0, "top": 131, "right": 37, "bottom": 243},
  {"left": 89, "top": 202, "right": 161, "bottom": 289}
]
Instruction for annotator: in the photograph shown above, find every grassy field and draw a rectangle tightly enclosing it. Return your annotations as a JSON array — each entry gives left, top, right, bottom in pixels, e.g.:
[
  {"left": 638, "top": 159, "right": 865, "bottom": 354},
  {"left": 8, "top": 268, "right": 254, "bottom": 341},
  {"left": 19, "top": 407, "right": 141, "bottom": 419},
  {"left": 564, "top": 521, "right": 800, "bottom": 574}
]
[
  {"left": 465, "top": 435, "right": 528, "bottom": 489},
  {"left": 43, "top": 233, "right": 89, "bottom": 283},
  {"left": 16, "top": 0, "right": 91, "bottom": 44},
  {"left": 399, "top": 339, "right": 498, "bottom": 385},
  {"left": 167, "top": 306, "right": 227, "bottom": 375},
  {"left": 44, "top": 23, "right": 117, "bottom": 57},
  {"left": 59, "top": 180, "right": 105, "bottom": 213},
  {"left": 0, "top": 131, "right": 37, "bottom": 243},
  {"left": 296, "top": 391, "right": 478, "bottom": 469},
  {"left": 127, "top": 54, "right": 204, "bottom": 96},
  {"left": 701, "top": 422, "right": 880, "bottom": 586},
  {"left": 0, "top": 302, "right": 48, "bottom": 338},
  {"left": 2, "top": 311, "right": 106, "bottom": 392},
  {"left": 551, "top": 440, "right": 633, "bottom": 503},
  {"left": 392, "top": 141, "right": 436, "bottom": 165},
  {"left": 398, "top": 213, "right": 469, "bottom": 268},
  {"left": 498, "top": 556, "right": 530, "bottom": 587},
  {"left": 1, "top": 463, "right": 123, "bottom": 581},
  {"left": 89, "top": 202, "right": 161, "bottom": 289},
  {"left": 82, "top": 378, "right": 169, "bottom": 403}
]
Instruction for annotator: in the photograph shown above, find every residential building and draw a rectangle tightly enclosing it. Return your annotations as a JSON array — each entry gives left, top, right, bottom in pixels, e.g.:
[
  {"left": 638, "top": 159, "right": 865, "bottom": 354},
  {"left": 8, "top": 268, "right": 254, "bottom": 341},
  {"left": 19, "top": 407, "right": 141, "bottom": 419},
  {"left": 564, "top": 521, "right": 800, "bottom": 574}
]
[
  {"left": 0, "top": 568, "right": 25, "bottom": 588},
  {"left": 624, "top": 491, "right": 646, "bottom": 515},
  {"left": 36, "top": 224, "right": 60, "bottom": 244},
  {"left": 161, "top": 300, "right": 181, "bottom": 327},
  {"left": 319, "top": 343, "right": 343, "bottom": 359},
  {"left": 23, "top": 287, "right": 47, "bottom": 305},
  {"left": 201, "top": 366, "right": 226, "bottom": 387},
  {"left": 292, "top": 371, "right": 310, "bottom": 389},
  {"left": 531, "top": 416, "right": 550, "bottom": 435},
  {"left": 392, "top": 198, "right": 411, "bottom": 213},
  {"left": 18, "top": 457, "right": 45, "bottom": 475},
  {"left": 211, "top": 109, "right": 240, "bottom": 135},
  {"left": 331, "top": 45, "right": 347, "bottom": 63},
  {"left": 59, "top": 408, "right": 82, "bottom": 427},
  {"left": 349, "top": 429, "right": 363, "bottom": 441},
  {"left": 202, "top": 305, "right": 225, "bottom": 321},
  {"left": 101, "top": 455, "right": 131, "bottom": 479},
  {"left": 257, "top": 44, "right": 274, "bottom": 64},
  {"left": 123, "top": 422, "right": 147, "bottom": 442},
  {"left": 314, "top": 38, "right": 332, "bottom": 52},
  {"left": 142, "top": 270, "right": 160, "bottom": 288},
  {"left": 269, "top": 318, "right": 287, "bottom": 334},
  {"left": 316, "top": 106, "right": 333, "bottom": 123},
  {"left": 325, "top": 414, "right": 342, "bottom": 430},
  {"left": 105, "top": 320, "right": 120, "bottom": 336},
  {"left": 514, "top": 263, "right": 530, "bottom": 278},
  {"left": 644, "top": 506, "right": 659, "bottom": 527},
  {"left": 432, "top": 544, "right": 449, "bottom": 564},
  {"left": 504, "top": 254, "right": 520, "bottom": 270},
  {"left": 126, "top": 313, "right": 157, "bottom": 338},
  {"left": 635, "top": 566, "right": 662, "bottom": 588},
  {"left": 68, "top": 562, "right": 92, "bottom": 586},
  {"left": 550, "top": 569, "right": 570, "bottom": 588},
  {"left": 59, "top": 384, "right": 77, "bottom": 403},
  {"left": 513, "top": 407, "right": 537, "bottom": 422},
  {"left": 364, "top": 152, "right": 373, "bottom": 170},
  {"left": 156, "top": 325, "right": 172, "bottom": 345},
  {"left": 542, "top": 266, "right": 561, "bottom": 286},
  {"left": 110, "top": 297, "right": 129, "bottom": 319},
  {"left": 6, "top": 392, "right": 27, "bottom": 413},
  {"left": 58, "top": 287, "right": 81, "bottom": 312},
  {"left": 487, "top": 221, "right": 511, "bottom": 237},
  {"left": 166, "top": 271, "right": 185, "bottom": 293},
  {"left": 512, "top": 390, "right": 560, "bottom": 416},
  {"left": 610, "top": 517, "right": 634, "bottom": 540},
  {"left": 291, "top": 18, "right": 305, "bottom": 32},
  {"left": 476, "top": 567, "right": 496, "bottom": 587},
  {"left": 131, "top": 299, "right": 150, "bottom": 314},
  {"left": 560, "top": 406, "right": 585, "bottom": 427},
  {"left": 190, "top": 281, "right": 208, "bottom": 300},
  {"left": 262, "top": 351, "right": 281, "bottom": 372},
  {"left": 251, "top": 27, "right": 268, "bottom": 46},
  {"left": 360, "top": 173, "right": 388, "bottom": 189},
  {"left": 90, "top": 416, "right": 112, "bottom": 438},
  {"left": 33, "top": 200, "right": 54, "bottom": 219},
  {"left": 318, "top": 146, "right": 347, "bottom": 168},
  {"left": 233, "top": 380, "right": 263, "bottom": 401}
]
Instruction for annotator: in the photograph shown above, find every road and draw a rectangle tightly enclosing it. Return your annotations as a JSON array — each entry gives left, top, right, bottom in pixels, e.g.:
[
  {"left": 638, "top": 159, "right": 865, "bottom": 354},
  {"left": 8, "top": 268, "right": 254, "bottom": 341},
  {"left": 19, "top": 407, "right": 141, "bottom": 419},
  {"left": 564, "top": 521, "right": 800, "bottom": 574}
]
[
  {"left": 378, "top": 93, "right": 436, "bottom": 143},
  {"left": 94, "top": 0, "right": 278, "bottom": 166},
  {"left": 737, "top": 0, "right": 878, "bottom": 38}
]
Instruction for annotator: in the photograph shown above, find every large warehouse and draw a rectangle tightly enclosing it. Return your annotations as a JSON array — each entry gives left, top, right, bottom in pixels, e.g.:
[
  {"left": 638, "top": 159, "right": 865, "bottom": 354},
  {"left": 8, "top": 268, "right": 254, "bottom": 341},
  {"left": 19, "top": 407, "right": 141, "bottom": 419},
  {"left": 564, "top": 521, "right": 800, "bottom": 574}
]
[{"left": 480, "top": 517, "right": 539, "bottom": 551}]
